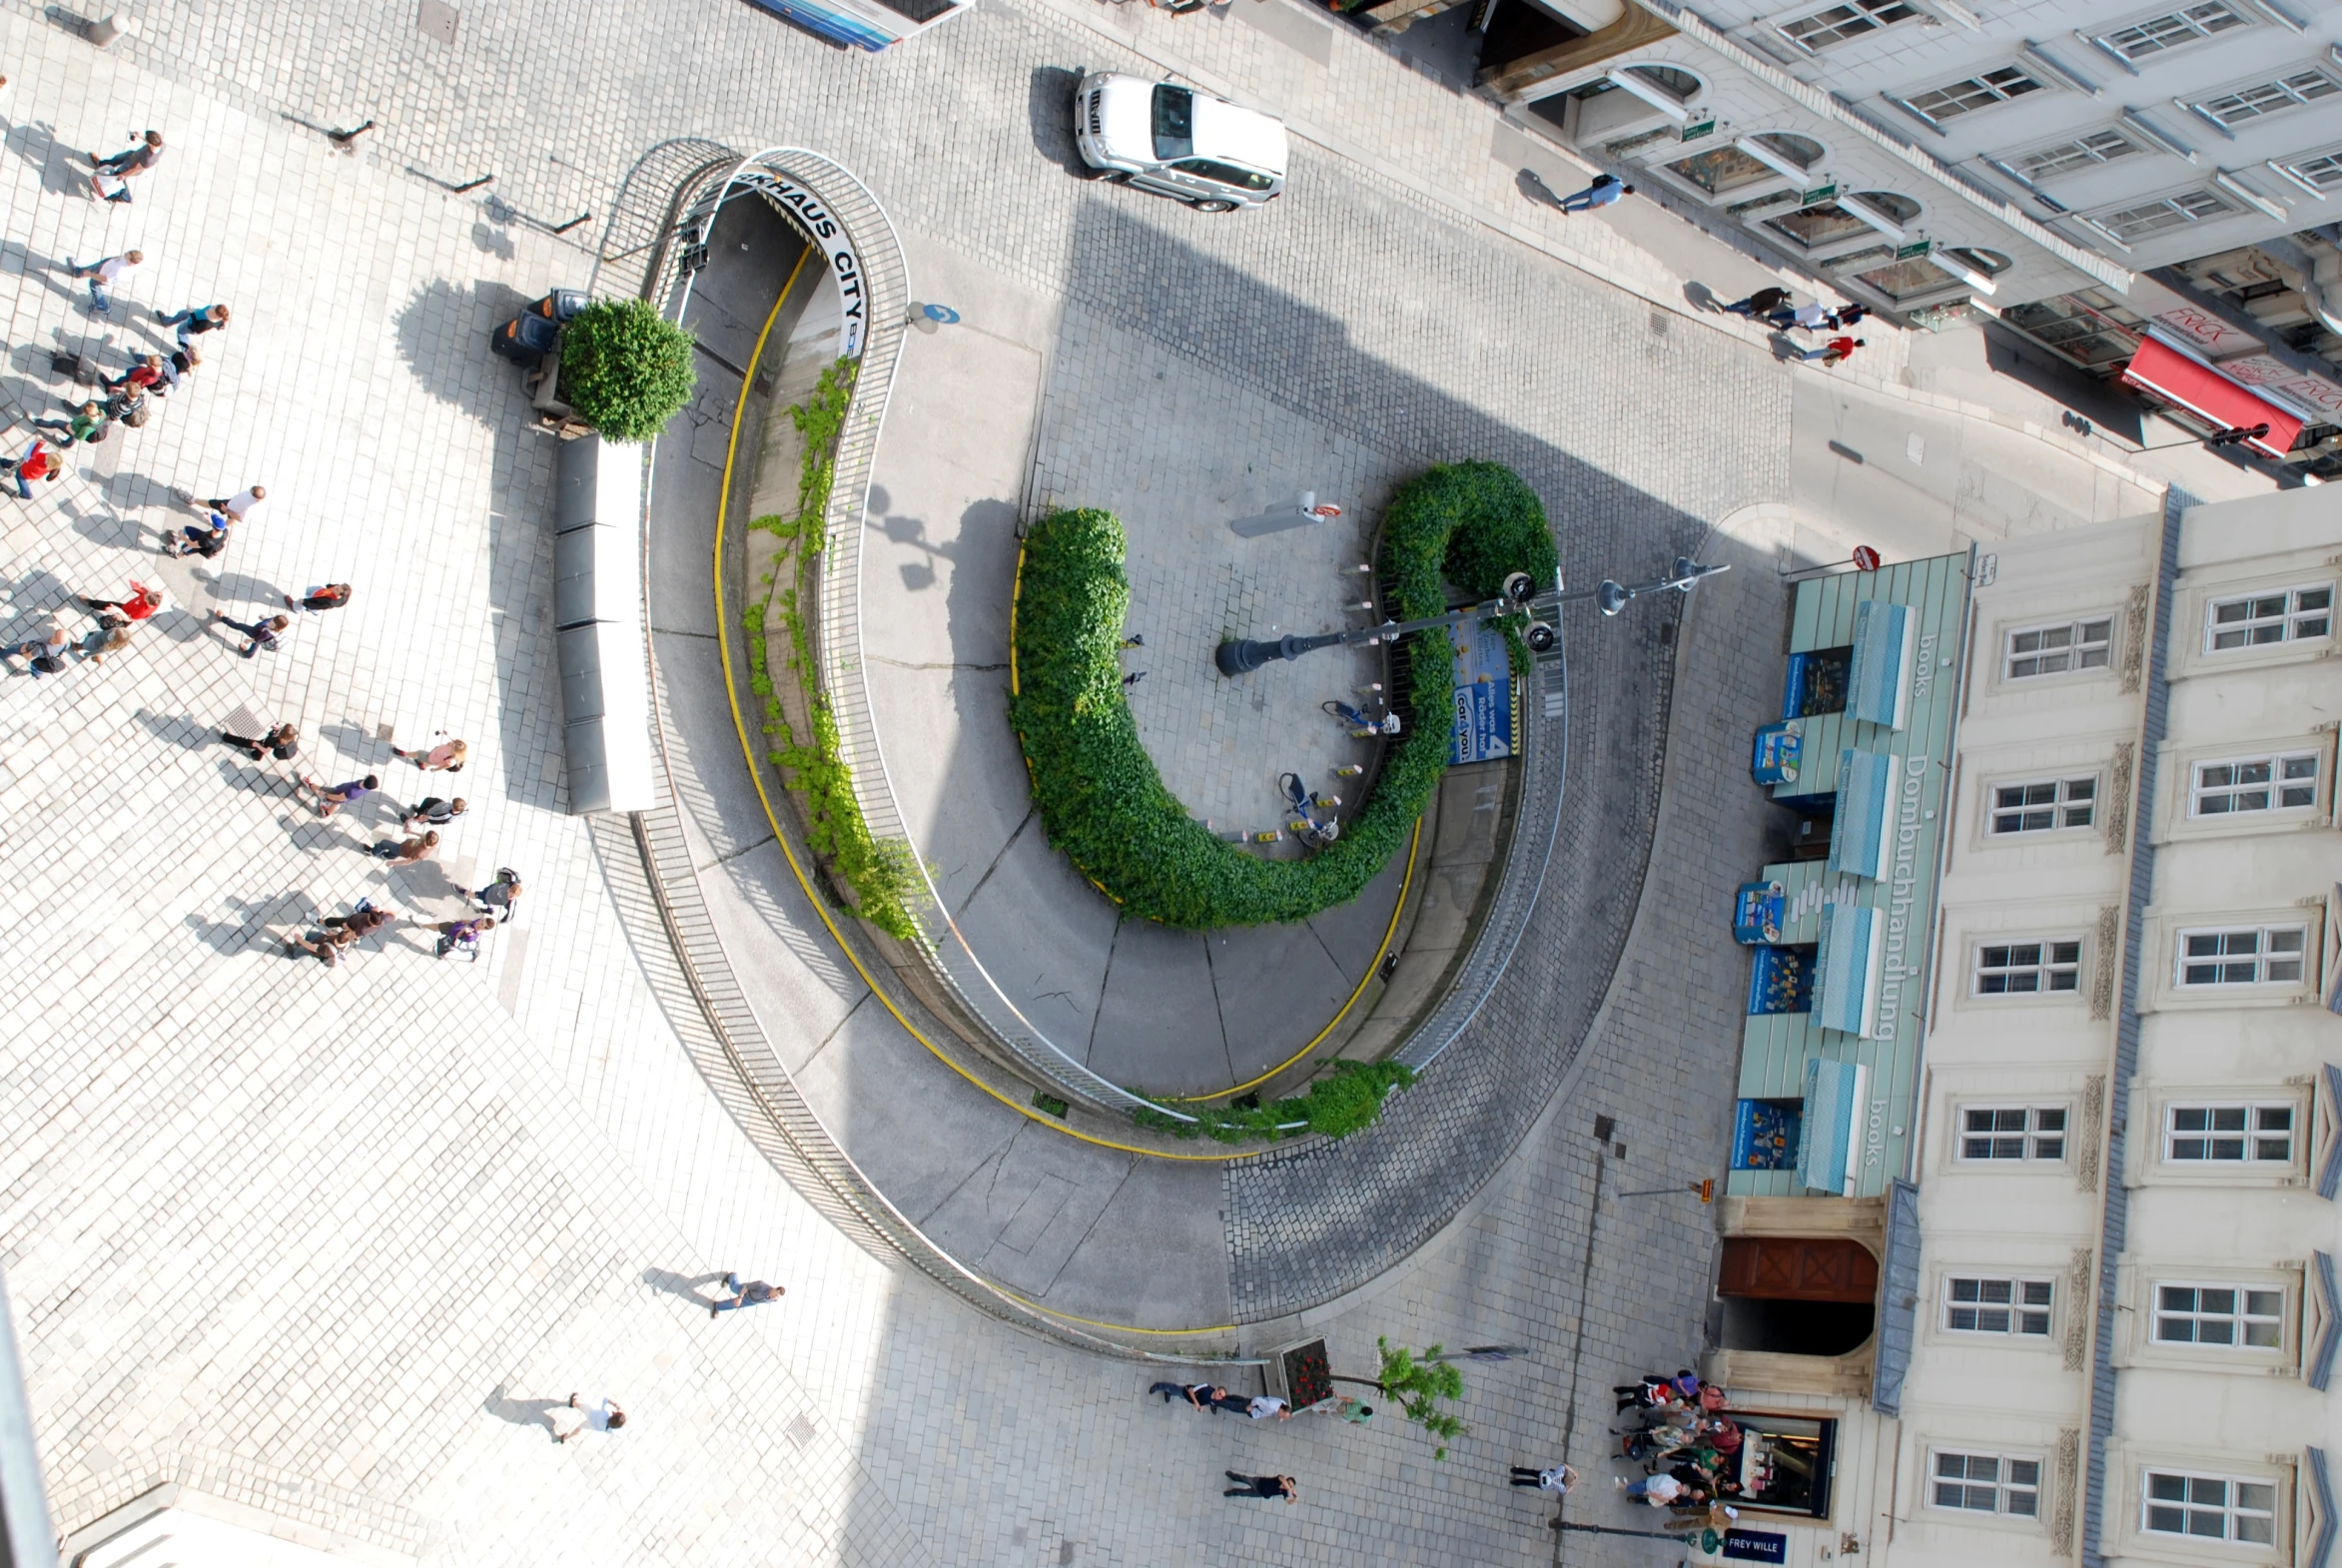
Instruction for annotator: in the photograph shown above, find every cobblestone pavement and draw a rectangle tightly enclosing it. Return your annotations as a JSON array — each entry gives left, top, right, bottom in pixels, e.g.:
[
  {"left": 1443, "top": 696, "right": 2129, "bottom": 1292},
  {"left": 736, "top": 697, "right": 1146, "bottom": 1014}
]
[{"left": 0, "top": 1, "right": 2165, "bottom": 1565}]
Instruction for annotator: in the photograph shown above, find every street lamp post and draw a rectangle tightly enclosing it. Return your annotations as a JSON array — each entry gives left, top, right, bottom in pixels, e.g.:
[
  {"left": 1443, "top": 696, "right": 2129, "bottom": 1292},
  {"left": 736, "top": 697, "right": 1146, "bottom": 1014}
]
[{"left": 1214, "top": 557, "right": 1729, "bottom": 677}]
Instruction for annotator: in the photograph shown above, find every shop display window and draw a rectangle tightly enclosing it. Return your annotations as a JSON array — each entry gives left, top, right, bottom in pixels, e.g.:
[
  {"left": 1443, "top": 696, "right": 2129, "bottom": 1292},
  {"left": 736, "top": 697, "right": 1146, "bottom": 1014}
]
[
  {"left": 1749, "top": 945, "right": 1818, "bottom": 1015},
  {"left": 1783, "top": 647, "right": 1853, "bottom": 717}
]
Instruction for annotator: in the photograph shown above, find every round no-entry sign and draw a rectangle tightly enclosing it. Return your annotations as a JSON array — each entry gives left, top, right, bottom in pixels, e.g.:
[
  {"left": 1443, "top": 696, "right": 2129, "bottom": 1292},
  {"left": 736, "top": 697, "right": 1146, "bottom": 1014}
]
[{"left": 1852, "top": 545, "right": 1882, "bottom": 571}]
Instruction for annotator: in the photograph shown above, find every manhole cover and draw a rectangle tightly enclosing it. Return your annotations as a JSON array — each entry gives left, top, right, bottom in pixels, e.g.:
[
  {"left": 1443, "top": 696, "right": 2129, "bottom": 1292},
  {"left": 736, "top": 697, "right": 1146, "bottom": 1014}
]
[
  {"left": 417, "top": 0, "right": 458, "bottom": 44},
  {"left": 784, "top": 1412, "right": 817, "bottom": 1449}
]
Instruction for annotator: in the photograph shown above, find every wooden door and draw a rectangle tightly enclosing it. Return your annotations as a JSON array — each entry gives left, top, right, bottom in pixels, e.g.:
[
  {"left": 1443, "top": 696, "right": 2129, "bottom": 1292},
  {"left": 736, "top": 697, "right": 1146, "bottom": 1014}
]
[{"left": 1718, "top": 1237, "right": 1879, "bottom": 1303}]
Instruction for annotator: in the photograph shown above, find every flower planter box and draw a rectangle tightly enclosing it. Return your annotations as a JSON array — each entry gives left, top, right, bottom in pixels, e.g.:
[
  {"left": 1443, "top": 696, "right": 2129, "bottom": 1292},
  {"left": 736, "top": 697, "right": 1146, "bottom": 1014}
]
[{"left": 1265, "top": 1337, "right": 1335, "bottom": 1410}]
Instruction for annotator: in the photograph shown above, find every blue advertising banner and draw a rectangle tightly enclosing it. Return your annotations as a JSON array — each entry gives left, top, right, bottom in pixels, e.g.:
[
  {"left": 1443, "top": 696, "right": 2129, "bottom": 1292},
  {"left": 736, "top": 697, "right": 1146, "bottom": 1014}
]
[
  {"left": 1723, "top": 1527, "right": 1789, "bottom": 1562},
  {"left": 1447, "top": 619, "right": 1515, "bottom": 764}
]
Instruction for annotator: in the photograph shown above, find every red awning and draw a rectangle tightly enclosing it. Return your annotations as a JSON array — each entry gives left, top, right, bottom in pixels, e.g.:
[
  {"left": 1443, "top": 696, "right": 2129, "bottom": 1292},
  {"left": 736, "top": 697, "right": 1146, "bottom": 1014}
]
[{"left": 2121, "top": 337, "right": 2303, "bottom": 458}]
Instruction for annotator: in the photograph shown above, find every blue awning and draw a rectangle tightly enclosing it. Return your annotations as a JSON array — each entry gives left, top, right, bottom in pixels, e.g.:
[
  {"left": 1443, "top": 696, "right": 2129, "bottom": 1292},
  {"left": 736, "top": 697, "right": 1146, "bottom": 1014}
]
[
  {"left": 2321, "top": 1065, "right": 2342, "bottom": 1201},
  {"left": 2307, "top": 1447, "right": 2337, "bottom": 1568},
  {"left": 2310, "top": 1253, "right": 2341, "bottom": 1392},
  {"left": 1814, "top": 903, "right": 1883, "bottom": 1036},
  {"left": 1847, "top": 599, "right": 1916, "bottom": 729},
  {"left": 1797, "top": 1058, "right": 1868, "bottom": 1195},
  {"left": 1872, "top": 1177, "right": 1922, "bottom": 1416},
  {"left": 1829, "top": 750, "right": 1897, "bottom": 880}
]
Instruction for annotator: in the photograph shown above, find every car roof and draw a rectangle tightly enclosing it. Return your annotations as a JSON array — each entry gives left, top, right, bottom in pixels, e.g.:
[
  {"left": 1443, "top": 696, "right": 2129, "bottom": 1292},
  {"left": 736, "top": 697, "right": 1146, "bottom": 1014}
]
[{"left": 1191, "top": 95, "right": 1287, "bottom": 176}]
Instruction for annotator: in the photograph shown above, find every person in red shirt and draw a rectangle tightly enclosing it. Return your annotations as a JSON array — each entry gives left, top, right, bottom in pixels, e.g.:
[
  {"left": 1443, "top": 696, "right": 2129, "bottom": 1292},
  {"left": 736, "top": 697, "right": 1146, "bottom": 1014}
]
[
  {"left": 1802, "top": 336, "right": 1865, "bottom": 368},
  {"left": 105, "top": 354, "right": 163, "bottom": 393},
  {"left": 2, "top": 439, "right": 58, "bottom": 498},
  {"left": 81, "top": 581, "right": 165, "bottom": 625}
]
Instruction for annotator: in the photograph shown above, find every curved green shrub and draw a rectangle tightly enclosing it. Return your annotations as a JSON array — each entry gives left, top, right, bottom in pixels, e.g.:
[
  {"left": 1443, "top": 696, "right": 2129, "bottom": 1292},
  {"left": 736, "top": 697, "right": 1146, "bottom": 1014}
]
[
  {"left": 1008, "top": 462, "right": 1554, "bottom": 930},
  {"left": 559, "top": 299, "right": 698, "bottom": 442},
  {"left": 1136, "top": 1060, "right": 1416, "bottom": 1143}
]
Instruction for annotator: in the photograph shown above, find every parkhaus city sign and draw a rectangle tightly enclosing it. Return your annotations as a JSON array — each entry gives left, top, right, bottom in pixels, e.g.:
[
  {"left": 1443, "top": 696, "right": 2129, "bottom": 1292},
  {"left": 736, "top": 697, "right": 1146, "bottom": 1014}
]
[{"left": 758, "top": 173, "right": 870, "bottom": 359}]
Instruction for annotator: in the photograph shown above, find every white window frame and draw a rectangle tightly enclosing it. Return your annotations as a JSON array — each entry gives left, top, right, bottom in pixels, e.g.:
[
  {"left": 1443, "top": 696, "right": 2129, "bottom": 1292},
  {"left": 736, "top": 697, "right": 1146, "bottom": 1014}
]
[
  {"left": 1944, "top": 1275, "right": 2054, "bottom": 1335},
  {"left": 1775, "top": 0, "right": 1920, "bottom": 51},
  {"left": 2191, "top": 67, "right": 2342, "bottom": 129},
  {"left": 2141, "top": 1468, "right": 2279, "bottom": 1545},
  {"left": 1973, "top": 938, "right": 2084, "bottom": 997},
  {"left": 1957, "top": 1105, "right": 2069, "bottom": 1162},
  {"left": 1930, "top": 1449, "right": 2043, "bottom": 1517},
  {"left": 2204, "top": 583, "right": 2334, "bottom": 651},
  {"left": 2150, "top": 1280, "right": 2286, "bottom": 1349},
  {"left": 2175, "top": 924, "right": 2308, "bottom": 987},
  {"left": 2011, "top": 128, "right": 2146, "bottom": 182},
  {"left": 2284, "top": 147, "right": 2342, "bottom": 192},
  {"left": 2003, "top": 616, "right": 2112, "bottom": 679},
  {"left": 2092, "top": 2, "right": 2252, "bottom": 62},
  {"left": 1907, "top": 65, "right": 2046, "bottom": 122},
  {"left": 2188, "top": 752, "right": 2320, "bottom": 817},
  {"left": 2162, "top": 1101, "right": 2296, "bottom": 1163},
  {"left": 1989, "top": 776, "right": 2098, "bottom": 834},
  {"left": 2091, "top": 186, "right": 2236, "bottom": 241}
]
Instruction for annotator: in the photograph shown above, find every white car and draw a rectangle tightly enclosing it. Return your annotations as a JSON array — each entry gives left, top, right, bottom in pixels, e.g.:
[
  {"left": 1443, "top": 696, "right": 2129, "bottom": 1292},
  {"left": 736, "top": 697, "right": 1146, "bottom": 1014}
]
[{"left": 1074, "top": 72, "right": 1287, "bottom": 212}]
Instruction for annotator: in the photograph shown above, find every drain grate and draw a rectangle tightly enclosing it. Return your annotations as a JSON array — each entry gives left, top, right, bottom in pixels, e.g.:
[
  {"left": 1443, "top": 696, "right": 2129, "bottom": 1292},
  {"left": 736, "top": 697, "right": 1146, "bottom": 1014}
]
[
  {"left": 417, "top": 0, "right": 458, "bottom": 44},
  {"left": 784, "top": 1412, "right": 817, "bottom": 1450}
]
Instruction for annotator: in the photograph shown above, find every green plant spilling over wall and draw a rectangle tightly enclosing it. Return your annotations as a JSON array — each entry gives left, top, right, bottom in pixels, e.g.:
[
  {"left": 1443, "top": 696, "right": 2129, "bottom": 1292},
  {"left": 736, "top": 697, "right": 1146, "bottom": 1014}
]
[
  {"left": 1134, "top": 1059, "right": 1415, "bottom": 1144},
  {"left": 559, "top": 298, "right": 698, "bottom": 442},
  {"left": 1007, "top": 462, "right": 1556, "bottom": 933},
  {"left": 741, "top": 358, "right": 928, "bottom": 942}
]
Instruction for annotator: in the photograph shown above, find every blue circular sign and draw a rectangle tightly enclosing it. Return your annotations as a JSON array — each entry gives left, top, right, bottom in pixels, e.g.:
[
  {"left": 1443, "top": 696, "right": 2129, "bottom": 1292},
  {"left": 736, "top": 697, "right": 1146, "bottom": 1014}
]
[{"left": 922, "top": 303, "right": 961, "bottom": 325}]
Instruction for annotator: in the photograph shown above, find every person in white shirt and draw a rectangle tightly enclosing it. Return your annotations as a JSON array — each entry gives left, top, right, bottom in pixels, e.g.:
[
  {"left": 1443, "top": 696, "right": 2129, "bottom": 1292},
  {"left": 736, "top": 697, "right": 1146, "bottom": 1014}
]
[
  {"left": 1245, "top": 1395, "right": 1291, "bottom": 1421},
  {"left": 1510, "top": 1462, "right": 1578, "bottom": 1493},
  {"left": 554, "top": 1391, "right": 626, "bottom": 1443},
  {"left": 64, "top": 250, "right": 142, "bottom": 314}
]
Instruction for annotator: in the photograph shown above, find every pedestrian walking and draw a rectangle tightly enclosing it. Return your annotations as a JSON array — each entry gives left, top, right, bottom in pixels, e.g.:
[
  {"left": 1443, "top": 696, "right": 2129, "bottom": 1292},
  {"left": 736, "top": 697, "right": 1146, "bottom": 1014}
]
[
  {"left": 1510, "top": 1462, "right": 1578, "bottom": 1492},
  {"left": 392, "top": 735, "right": 467, "bottom": 773},
  {"left": 1207, "top": 1389, "right": 1255, "bottom": 1416},
  {"left": 106, "top": 354, "right": 164, "bottom": 393},
  {"left": 161, "top": 513, "right": 228, "bottom": 558},
  {"left": 1553, "top": 172, "right": 1632, "bottom": 214},
  {"left": 1121, "top": 670, "right": 1146, "bottom": 686},
  {"left": 3, "top": 628, "right": 73, "bottom": 676},
  {"left": 300, "top": 774, "right": 380, "bottom": 820},
  {"left": 709, "top": 1272, "right": 785, "bottom": 1316},
  {"left": 2, "top": 439, "right": 62, "bottom": 498},
  {"left": 81, "top": 622, "right": 134, "bottom": 665},
  {"left": 159, "top": 303, "right": 230, "bottom": 353},
  {"left": 186, "top": 484, "right": 267, "bottom": 525},
  {"left": 1801, "top": 336, "right": 1865, "bottom": 368},
  {"left": 82, "top": 581, "right": 166, "bottom": 625},
  {"left": 153, "top": 351, "right": 192, "bottom": 396},
  {"left": 32, "top": 401, "right": 108, "bottom": 447},
  {"left": 471, "top": 868, "right": 523, "bottom": 918},
  {"left": 1719, "top": 286, "right": 1790, "bottom": 320},
  {"left": 322, "top": 902, "right": 395, "bottom": 941},
  {"left": 1314, "top": 1395, "right": 1374, "bottom": 1424},
  {"left": 435, "top": 914, "right": 494, "bottom": 958},
  {"left": 369, "top": 830, "right": 439, "bottom": 865},
  {"left": 212, "top": 609, "right": 289, "bottom": 658},
  {"left": 221, "top": 722, "right": 299, "bottom": 761},
  {"left": 1829, "top": 303, "right": 1870, "bottom": 331},
  {"left": 285, "top": 582, "right": 352, "bottom": 613},
  {"left": 554, "top": 1392, "right": 625, "bottom": 1444},
  {"left": 65, "top": 250, "right": 142, "bottom": 314},
  {"left": 1222, "top": 1473, "right": 1296, "bottom": 1503},
  {"left": 102, "top": 383, "right": 149, "bottom": 428},
  {"left": 1616, "top": 1472, "right": 1687, "bottom": 1506},
  {"left": 1149, "top": 1381, "right": 1226, "bottom": 1411},
  {"left": 1244, "top": 1395, "right": 1292, "bottom": 1421},
  {"left": 399, "top": 795, "right": 467, "bottom": 828},
  {"left": 89, "top": 131, "right": 163, "bottom": 178},
  {"left": 1783, "top": 300, "right": 1833, "bottom": 332},
  {"left": 286, "top": 924, "right": 360, "bottom": 967}
]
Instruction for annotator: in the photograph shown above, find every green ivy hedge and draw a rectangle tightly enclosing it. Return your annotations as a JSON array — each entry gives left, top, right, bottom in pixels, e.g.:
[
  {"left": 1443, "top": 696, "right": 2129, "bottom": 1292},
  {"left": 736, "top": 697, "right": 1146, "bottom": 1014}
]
[{"left": 1008, "top": 462, "right": 1555, "bottom": 931}]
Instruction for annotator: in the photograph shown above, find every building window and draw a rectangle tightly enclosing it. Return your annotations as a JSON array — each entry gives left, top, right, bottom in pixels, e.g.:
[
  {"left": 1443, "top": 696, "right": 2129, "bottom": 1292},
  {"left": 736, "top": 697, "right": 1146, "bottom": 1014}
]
[
  {"left": 1946, "top": 1276, "right": 2053, "bottom": 1334},
  {"left": 1780, "top": 0, "right": 1918, "bottom": 50},
  {"left": 2287, "top": 150, "right": 2342, "bottom": 190},
  {"left": 2096, "top": 2, "right": 2250, "bottom": 61},
  {"left": 1908, "top": 67, "right": 2044, "bottom": 122},
  {"left": 2014, "top": 129, "right": 2145, "bottom": 181},
  {"left": 1665, "top": 144, "right": 1781, "bottom": 196},
  {"left": 1946, "top": 246, "right": 2012, "bottom": 277},
  {"left": 2143, "top": 1471, "right": 2277, "bottom": 1544},
  {"left": 2165, "top": 1103, "right": 2294, "bottom": 1162},
  {"left": 1959, "top": 1106, "right": 2068, "bottom": 1161},
  {"left": 1974, "top": 940, "right": 2082, "bottom": 995},
  {"left": 2178, "top": 925, "right": 2306, "bottom": 986},
  {"left": 1990, "top": 777, "right": 2097, "bottom": 834},
  {"left": 1932, "top": 1451, "right": 2042, "bottom": 1516},
  {"left": 2207, "top": 584, "right": 2333, "bottom": 649},
  {"left": 2004, "top": 618, "right": 2112, "bottom": 678},
  {"left": 2094, "top": 188, "right": 2234, "bottom": 241},
  {"left": 2195, "top": 69, "right": 2340, "bottom": 128},
  {"left": 2000, "top": 290, "right": 2147, "bottom": 369},
  {"left": 2153, "top": 1283, "right": 2285, "bottom": 1347},
  {"left": 2190, "top": 754, "right": 2319, "bottom": 815}
]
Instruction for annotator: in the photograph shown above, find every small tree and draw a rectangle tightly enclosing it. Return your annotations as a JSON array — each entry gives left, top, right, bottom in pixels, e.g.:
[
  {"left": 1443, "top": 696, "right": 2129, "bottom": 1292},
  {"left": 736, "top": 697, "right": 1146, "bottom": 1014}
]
[
  {"left": 558, "top": 298, "right": 697, "bottom": 442},
  {"left": 1377, "top": 1337, "right": 1467, "bottom": 1460}
]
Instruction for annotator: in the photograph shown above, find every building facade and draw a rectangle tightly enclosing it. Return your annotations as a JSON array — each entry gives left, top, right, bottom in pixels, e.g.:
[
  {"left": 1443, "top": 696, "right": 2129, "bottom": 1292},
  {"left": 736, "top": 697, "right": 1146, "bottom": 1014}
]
[{"left": 1696, "top": 484, "right": 2342, "bottom": 1568}]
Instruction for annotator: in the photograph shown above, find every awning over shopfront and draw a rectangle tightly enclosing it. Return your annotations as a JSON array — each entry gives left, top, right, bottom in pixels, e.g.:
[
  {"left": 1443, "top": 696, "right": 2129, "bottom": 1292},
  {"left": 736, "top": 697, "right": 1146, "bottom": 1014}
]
[
  {"left": 1829, "top": 750, "right": 1897, "bottom": 880},
  {"left": 1796, "top": 1057, "right": 1867, "bottom": 1196},
  {"left": 2308, "top": 1251, "right": 2341, "bottom": 1392},
  {"left": 1813, "top": 902, "right": 1882, "bottom": 1036},
  {"left": 1872, "top": 1177, "right": 1921, "bottom": 1416},
  {"left": 2121, "top": 337, "right": 2303, "bottom": 458},
  {"left": 2306, "top": 1446, "right": 2337, "bottom": 1568},
  {"left": 1846, "top": 599, "right": 1914, "bottom": 729}
]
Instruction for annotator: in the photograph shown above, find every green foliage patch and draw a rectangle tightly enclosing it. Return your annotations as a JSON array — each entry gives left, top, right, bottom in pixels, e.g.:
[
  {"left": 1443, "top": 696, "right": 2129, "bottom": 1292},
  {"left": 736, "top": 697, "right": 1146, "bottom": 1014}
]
[
  {"left": 558, "top": 298, "right": 698, "bottom": 442},
  {"left": 1135, "top": 1059, "right": 1415, "bottom": 1144}
]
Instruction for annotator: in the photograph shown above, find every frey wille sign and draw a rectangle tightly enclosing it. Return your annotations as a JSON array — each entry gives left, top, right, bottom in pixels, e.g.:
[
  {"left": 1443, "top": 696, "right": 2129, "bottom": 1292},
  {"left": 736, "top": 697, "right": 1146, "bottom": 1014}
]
[{"left": 763, "top": 174, "right": 870, "bottom": 359}]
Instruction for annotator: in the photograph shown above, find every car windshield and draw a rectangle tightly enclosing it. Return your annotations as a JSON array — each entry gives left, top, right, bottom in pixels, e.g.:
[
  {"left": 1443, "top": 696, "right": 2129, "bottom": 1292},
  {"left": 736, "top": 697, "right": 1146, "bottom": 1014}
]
[
  {"left": 1172, "top": 158, "right": 1272, "bottom": 191},
  {"left": 1152, "top": 84, "right": 1194, "bottom": 161}
]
